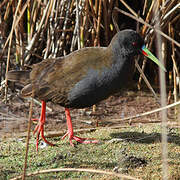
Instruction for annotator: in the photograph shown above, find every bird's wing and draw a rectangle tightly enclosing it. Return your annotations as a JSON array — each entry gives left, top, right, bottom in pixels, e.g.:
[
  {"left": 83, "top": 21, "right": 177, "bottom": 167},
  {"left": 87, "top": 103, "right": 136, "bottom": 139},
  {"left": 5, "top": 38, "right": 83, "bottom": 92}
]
[{"left": 22, "top": 47, "right": 113, "bottom": 105}]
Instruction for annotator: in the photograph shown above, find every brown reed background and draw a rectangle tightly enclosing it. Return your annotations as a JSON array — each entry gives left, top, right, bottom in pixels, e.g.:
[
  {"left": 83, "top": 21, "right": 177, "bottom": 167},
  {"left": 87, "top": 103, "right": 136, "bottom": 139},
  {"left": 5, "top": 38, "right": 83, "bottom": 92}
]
[
  {"left": 0, "top": 0, "right": 179, "bottom": 91},
  {"left": 0, "top": 1, "right": 179, "bottom": 179}
]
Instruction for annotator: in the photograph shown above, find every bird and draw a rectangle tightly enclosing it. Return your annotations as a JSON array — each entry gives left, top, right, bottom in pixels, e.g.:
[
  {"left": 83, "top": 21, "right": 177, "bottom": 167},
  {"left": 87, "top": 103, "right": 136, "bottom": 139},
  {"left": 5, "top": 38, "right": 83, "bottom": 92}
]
[{"left": 7, "top": 29, "right": 166, "bottom": 150}]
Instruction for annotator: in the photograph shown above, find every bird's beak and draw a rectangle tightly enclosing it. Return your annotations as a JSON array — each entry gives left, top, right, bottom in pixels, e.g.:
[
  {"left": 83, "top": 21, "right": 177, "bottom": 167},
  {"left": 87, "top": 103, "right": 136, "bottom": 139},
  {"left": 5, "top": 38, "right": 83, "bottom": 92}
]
[{"left": 141, "top": 45, "right": 166, "bottom": 72}]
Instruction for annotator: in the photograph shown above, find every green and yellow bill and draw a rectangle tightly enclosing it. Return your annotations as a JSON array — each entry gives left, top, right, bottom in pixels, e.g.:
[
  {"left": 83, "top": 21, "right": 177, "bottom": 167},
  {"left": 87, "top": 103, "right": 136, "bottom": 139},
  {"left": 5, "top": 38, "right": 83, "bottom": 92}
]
[{"left": 141, "top": 45, "right": 166, "bottom": 72}]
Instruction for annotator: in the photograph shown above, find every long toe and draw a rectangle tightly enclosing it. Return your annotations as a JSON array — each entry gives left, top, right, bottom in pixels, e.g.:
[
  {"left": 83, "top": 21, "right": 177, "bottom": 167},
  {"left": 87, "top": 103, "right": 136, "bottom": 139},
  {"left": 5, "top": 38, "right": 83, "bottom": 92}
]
[
  {"left": 34, "top": 123, "right": 54, "bottom": 151},
  {"left": 62, "top": 131, "right": 99, "bottom": 145},
  {"left": 61, "top": 132, "right": 69, "bottom": 140},
  {"left": 72, "top": 136, "right": 99, "bottom": 144},
  {"left": 40, "top": 129, "right": 55, "bottom": 146}
]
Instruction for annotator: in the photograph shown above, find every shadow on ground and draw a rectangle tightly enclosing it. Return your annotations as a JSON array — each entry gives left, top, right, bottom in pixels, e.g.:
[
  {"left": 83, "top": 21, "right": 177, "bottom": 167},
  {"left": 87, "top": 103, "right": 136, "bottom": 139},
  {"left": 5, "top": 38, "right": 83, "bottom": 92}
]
[{"left": 110, "top": 131, "right": 180, "bottom": 145}]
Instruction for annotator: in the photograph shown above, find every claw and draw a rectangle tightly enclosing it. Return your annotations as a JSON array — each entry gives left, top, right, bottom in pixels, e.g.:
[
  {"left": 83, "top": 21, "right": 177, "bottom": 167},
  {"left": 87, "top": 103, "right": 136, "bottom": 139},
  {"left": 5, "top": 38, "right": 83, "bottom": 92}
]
[
  {"left": 62, "top": 108, "right": 99, "bottom": 146},
  {"left": 33, "top": 101, "right": 54, "bottom": 151},
  {"left": 62, "top": 131, "right": 98, "bottom": 146}
]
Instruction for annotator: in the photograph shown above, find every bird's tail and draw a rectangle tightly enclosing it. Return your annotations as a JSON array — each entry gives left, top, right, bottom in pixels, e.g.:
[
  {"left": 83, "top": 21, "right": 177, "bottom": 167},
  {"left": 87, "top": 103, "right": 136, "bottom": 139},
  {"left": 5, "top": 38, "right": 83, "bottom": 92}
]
[
  {"left": 6, "top": 70, "right": 30, "bottom": 85},
  {"left": 7, "top": 70, "right": 34, "bottom": 97}
]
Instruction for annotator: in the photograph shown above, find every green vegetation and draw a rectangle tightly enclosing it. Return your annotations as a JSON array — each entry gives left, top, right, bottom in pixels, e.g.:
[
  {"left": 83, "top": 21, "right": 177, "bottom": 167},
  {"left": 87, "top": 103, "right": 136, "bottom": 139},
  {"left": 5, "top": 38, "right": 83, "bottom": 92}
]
[{"left": 0, "top": 124, "right": 179, "bottom": 179}]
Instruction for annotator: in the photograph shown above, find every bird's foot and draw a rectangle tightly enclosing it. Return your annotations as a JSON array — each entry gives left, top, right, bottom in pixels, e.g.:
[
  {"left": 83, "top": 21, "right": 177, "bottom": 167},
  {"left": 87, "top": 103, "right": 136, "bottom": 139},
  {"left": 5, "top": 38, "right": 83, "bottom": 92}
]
[
  {"left": 33, "top": 119, "right": 55, "bottom": 151},
  {"left": 61, "top": 131, "right": 98, "bottom": 146}
]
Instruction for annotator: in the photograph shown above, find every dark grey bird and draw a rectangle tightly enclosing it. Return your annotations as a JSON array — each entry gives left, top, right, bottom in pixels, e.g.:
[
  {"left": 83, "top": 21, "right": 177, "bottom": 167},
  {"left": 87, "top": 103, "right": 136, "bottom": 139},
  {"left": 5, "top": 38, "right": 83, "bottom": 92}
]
[{"left": 7, "top": 29, "right": 166, "bottom": 150}]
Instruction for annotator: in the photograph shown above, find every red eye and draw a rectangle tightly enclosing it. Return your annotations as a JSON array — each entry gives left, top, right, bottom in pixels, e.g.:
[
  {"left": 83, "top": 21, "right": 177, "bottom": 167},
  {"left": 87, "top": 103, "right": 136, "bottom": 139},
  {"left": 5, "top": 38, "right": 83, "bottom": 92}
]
[{"left": 132, "top": 42, "right": 137, "bottom": 46}]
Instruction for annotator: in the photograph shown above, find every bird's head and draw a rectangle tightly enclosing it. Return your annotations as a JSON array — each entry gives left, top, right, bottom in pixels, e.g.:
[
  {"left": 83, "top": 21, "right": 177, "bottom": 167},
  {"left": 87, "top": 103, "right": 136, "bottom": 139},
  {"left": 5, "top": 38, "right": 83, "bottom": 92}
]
[{"left": 111, "top": 29, "right": 166, "bottom": 72}]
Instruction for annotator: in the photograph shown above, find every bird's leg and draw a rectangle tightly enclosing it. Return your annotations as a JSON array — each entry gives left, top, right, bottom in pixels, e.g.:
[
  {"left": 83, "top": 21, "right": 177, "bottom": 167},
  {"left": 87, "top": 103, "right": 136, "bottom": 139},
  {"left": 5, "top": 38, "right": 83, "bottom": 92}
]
[
  {"left": 61, "top": 108, "right": 98, "bottom": 146},
  {"left": 33, "top": 101, "right": 54, "bottom": 151}
]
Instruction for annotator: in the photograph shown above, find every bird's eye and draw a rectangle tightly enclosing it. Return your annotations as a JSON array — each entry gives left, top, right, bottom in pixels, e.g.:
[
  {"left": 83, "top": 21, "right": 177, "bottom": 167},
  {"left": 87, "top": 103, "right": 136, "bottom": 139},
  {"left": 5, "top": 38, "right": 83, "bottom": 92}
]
[{"left": 132, "top": 42, "right": 137, "bottom": 46}]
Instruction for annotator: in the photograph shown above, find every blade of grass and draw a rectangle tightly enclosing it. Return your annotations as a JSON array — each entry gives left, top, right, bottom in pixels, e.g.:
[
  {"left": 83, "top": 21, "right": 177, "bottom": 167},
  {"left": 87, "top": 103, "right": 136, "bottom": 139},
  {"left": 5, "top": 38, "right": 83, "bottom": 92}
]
[
  {"left": 153, "top": 2, "right": 168, "bottom": 179},
  {"left": 11, "top": 168, "right": 140, "bottom": 180},
  {"left": 22, "top": 97, "right": 33, "bottom": 180}
]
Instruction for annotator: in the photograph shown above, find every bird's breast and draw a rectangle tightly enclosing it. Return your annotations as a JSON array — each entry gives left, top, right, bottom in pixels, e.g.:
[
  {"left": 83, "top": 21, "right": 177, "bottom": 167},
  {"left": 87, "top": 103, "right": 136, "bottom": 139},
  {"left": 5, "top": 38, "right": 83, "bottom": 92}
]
[{"left": 66, "top": 57, "right": 134, "bottom": 108}]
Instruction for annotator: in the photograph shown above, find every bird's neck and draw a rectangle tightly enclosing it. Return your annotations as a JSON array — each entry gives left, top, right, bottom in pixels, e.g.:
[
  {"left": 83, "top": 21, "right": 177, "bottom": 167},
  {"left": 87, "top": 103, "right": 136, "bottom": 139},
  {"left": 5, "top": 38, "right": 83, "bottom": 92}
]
[
  {"left": 107, "top": 43, "right": 135, "bottom": 80},
  {"left": 109, "top": 43, "right": 132, "bottom": 65}
]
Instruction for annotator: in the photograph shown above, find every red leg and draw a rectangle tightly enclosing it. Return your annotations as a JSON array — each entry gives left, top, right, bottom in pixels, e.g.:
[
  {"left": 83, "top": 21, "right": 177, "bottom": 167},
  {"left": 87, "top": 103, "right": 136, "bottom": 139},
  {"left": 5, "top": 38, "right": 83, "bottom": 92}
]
[
  {"left": 61, "top": 108, "right": 98, "bottom": 146},
  {"left": 33, "top": 101, "right": 54, "bottom": 151}
]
